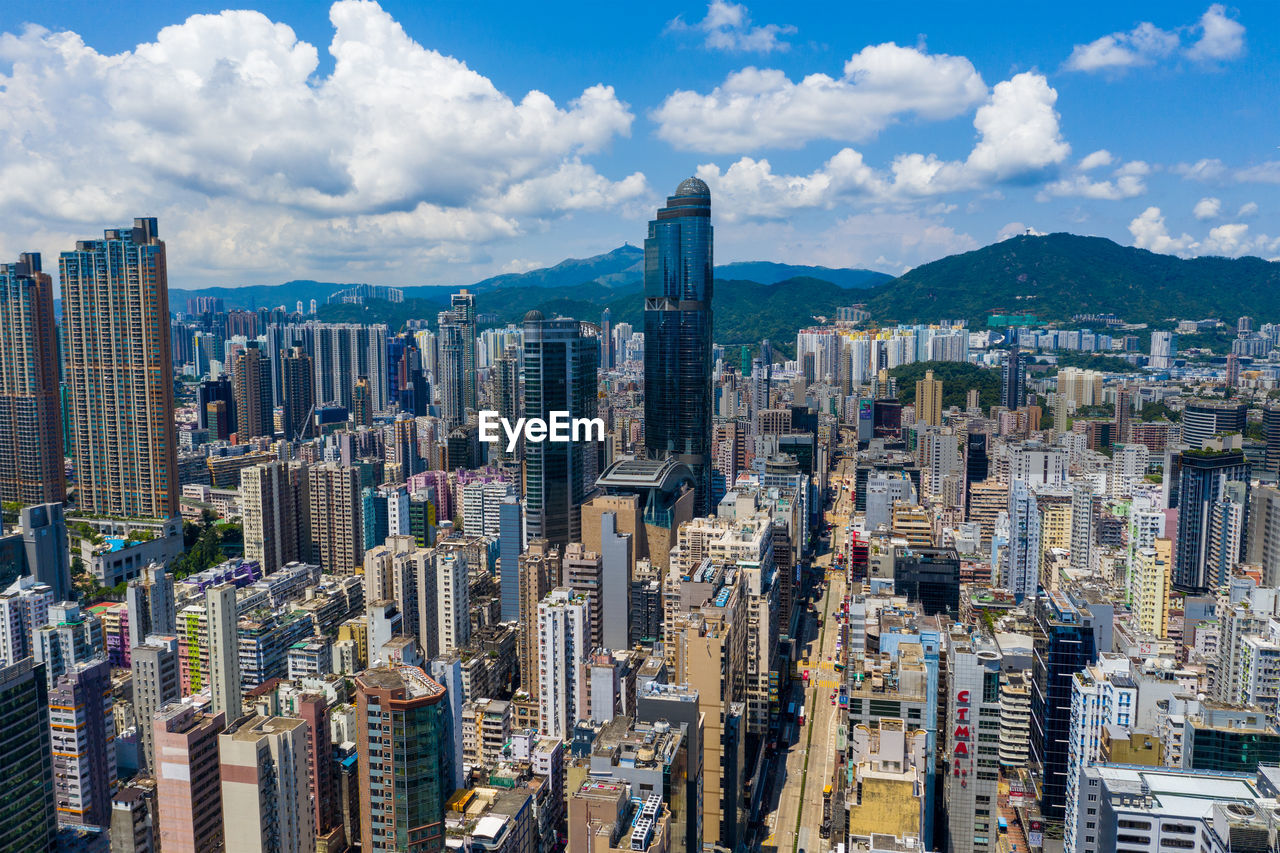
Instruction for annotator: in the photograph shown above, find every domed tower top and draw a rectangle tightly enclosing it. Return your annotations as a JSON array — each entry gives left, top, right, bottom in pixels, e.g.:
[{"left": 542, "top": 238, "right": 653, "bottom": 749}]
[
  {"left": 675, "top": 176, "right": 710, "bottom": 197},
  {"left": 523, "top": 309, "right": 544, "bottom": 323}
]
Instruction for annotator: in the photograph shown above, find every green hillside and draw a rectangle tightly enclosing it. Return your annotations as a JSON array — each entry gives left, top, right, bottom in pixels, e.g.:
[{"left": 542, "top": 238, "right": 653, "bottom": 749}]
[
  {"left": 889, "top": 361, "right": 1002, "bottom": 411},
  {"left": 865, "top": 233, "right": 1280, "bottom": 325}
]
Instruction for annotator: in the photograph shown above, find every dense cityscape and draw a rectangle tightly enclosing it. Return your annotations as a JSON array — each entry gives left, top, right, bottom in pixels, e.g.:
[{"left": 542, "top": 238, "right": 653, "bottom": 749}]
[
  {"left": 3, "top": 2, "right": 1280, "bottom": 852},
  {"left": 6, "top": 170, "right": 1280, "bottom": 853}
]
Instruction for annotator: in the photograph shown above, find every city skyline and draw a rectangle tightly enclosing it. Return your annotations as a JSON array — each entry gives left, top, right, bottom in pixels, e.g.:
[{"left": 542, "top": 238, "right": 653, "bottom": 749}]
[{"left": 0, "top": 1, "right": 1276, "bottom": 287}]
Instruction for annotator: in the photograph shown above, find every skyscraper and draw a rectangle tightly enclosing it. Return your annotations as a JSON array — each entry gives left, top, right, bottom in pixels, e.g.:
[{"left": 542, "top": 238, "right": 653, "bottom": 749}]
[
  {"left": 281, "top": 346, "right": 314, "bottom": 440},
  {"left": 1181, "top": 399, "right": 1246, "bottom": 450},
  {"left": 206, "top": 583, "right": 241, "bottom": 719},
  {"left": 355, "top": 665, "right": 453, "bottom": 852},
  {"left": 450, "top": 289, "right": 477, "bottom": 412},
  {"left": 518, "top": 540, "right": 557, "bottom": 701},
  {"left": 522, "top": 312, "right": 600, "bottom": 550},
  {"left": 1030, "top": 592, "right": 1104, "bottom": 822},
  {"left": 351, "top": 376, "right": 373, "bottom": 428},
  {"left": 0, "top": 657, "right": 56, "bottom": 851},
  {"left": 61, "top": 218, "right": 178, "bottom": 519},
  {"left": 308, "top": 463, "right": 363, "bottom": 574},
  {"left": 242, "top": 460, "right": 310, "bottom": 573},
  {"left": 232, "top": 341, "right": 273, "bottom": 440},
  {"left": 1173, "top": 445, "right": 1250, "bottom": 592},
  {"left": 0, "top": 253, "right": 65, "bottom": 504},
  {"left": 1000, "top": 348, "right": 1026, "bottom": 410},
  {"left": 49, "top": 658, "right": 116, "bottom": 829},
  {"left": 131, "top": 636, "right": 179, "bottom": 774},
  {"left": 915, "top": 369, "right": 943, "bottom": 427},
  {"left": 644, "top": 178, "right": 714, "bottom": 516},
  {"left": 154, "top": 703, "right": 226, "bottom": 853},
  {"left": 537, "top": 587, "right": 591, "bottom": 740},
  {"left": 494, "top": 344, "right": 522, "bottom": 467},
  {"left": 499, "top": 497, "right": 523, "bottom": 622},
  {"left": 436, "top": 311, "right": 468, "bottom": 430},
  {"left": 219, "top": 715, "right": 314, "bottom": 853}
]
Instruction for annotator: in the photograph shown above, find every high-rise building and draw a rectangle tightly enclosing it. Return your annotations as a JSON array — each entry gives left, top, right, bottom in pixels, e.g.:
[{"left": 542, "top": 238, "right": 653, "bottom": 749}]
[
  {"left": 1181, "top": 399, "right": 1246, "bottom": 450},
  {"left": 523, "top": 312, "right": 600, "bottom": 549},
  {"left": 667, "top": 604, "right": 746, "bottom": 851},
  {"left": 295, "top": 694, "right": 338, "bottom": 841},
  {"left": 280, "top": 345, "right": 314, "bottom": 440},
  {"left": 355, "top": 665, "right": 453, "bottom": 852},
  {"left": 0, "top": 657, "right": 56, "bottom": 851},
  {"left": 1149, "top": 329, "right": 1176, "bottom": 369},
  {"left": 1030, "top": 591, "right": 1103, "bottom": 822},
  {"left": 943, "top": 628, "right": 1002, "bottom": 853},
  {"left": 35, "top": 601, "right": 102, "bottom": 688},
  {"left": 197, "top": 377, "right": 236, "bottom": 440},
  {"left": 1173, "top": 445, "right": 1250, "bottom": 591},
  {"left": 1069, "top": 481, "right": 1094, "bottom": 574},
  {"left": 1006, "top": 481, "right": 1041, "bottom": 602},
  {"left": 1000, "top": 348, "right": 1026, "bottom": 410},
  {"left": 1132, "top": 538, "right": 1173, "bottom": 637},
  {"left": 518, "top": 540, "right": 557, "bottom": 700},
  {"left": 493, "top": 345, "right": 522, "bottom": 466},
  {"left": 154, "top": 703, "right": 226, "bottom": 853},
  {"left": 49, "top": 658, "right": 116, "bottom": 829},
  {"left": 311, "top": 323, "right": 389, "bottom": 413},
  {"left": 435, "top": 551, "right": 469, "bottom": 655},
  {"left": 0, "top": 576, "right": 53, "bottom": 665},
  {"left": 0, "top": 253, "right": 65, "bottom": 504},
  {"left": 125, "top": 564, "right": 175, "bottom": 651},
  {"left": 1248, "top": 484, "right": 1280, "bottom": 587},
  {"left": 308, "top": 463, "right": 363, "bottom": 574},
  {"left": 1114, "top": 385, "right": 1132, "bottom": 443},
  {"left": 61, "top": 218, "right": 178, "bottom": 519},
  {"left": 131, "top": 636, "right": 179, "bottom": 774},
  {"left": 499, "top": 497, "right": 523, "bottom": 622},
  {"left": 450, "top": 289, "right": 477, "bottom": 412},
  {"left": 232, "top": 341, "right": 273, "bottom": 440},
  {"left": 206, "top": 583, "right": 241, "bottom": 718},
  {"left": 436, "top": 311, "right": 468, "bottom": 430},
  {"left": 20, "top": 502, "right": 73, "bottom": 602},
  {"left": 219, "top": 715, "right": 314, "bottom": 853},
  {"left": 537, "top": 587, "right": 591, "bottom": 740},
  {"left": 915, "top": 369, "right": 943, "bottom": 427},
  {"left": 351, "top": 376, "right": 373, "bottom": 428},
  {"left": 1262, "top": 403, "right": 1280, "bottom": 479},
  {"left": 242, "top": 460, "right": 310, "bottom": 573},
  {"left": 644, "top": 178, "right": 714, "bottom": 516}
]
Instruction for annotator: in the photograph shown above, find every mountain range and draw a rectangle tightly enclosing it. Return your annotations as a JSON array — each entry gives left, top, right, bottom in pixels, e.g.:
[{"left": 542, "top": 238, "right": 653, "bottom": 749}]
[
  {"left": 170, "top": 233, "right": 1280, "bottom": 352},
  {"left": 168, "top": 245, "right": 890, "bottom": 311}
]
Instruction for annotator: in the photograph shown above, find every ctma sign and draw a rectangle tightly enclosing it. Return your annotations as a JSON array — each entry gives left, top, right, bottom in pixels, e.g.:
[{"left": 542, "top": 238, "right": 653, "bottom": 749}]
[{"left": 478, "top": 410, "right": 606, "bottom": 453}]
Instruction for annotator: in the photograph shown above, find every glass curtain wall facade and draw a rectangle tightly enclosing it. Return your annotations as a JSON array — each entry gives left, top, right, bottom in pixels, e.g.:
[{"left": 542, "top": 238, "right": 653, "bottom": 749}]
[{"left": 644, "top": 178, "right": 714, "bottom": 517}]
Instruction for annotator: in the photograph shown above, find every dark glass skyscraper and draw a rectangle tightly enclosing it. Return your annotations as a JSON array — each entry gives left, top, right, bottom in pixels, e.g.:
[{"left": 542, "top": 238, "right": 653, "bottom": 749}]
[
  {"left": 523, "top": 311, "right": 599, "bottom": 550},
  {"left": 644, "top": 177, "right": 714, "bottom": 516},
  {"left": 1001, "top": 347, "right": 1026, "bottom": 410}
]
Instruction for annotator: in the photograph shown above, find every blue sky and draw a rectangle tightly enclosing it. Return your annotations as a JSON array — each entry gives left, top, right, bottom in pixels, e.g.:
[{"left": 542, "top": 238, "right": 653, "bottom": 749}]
[{"left": 0, "top": 1, "right": 1275, "bottom": 287}]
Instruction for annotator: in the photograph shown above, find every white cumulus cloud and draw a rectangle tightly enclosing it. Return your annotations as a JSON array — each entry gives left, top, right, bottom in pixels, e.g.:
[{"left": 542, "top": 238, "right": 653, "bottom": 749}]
[
  {"left": 1065, "top": 5, "right": 1244, "bottom": 73},
  {"left": 667, "top": 1, "right": 796, "bottom": 53},
  {"left": 0, "top": 1, "right": 642, "bottom": 282},
  {"left": 1129, "top": 206, "right": 1279, "bottom": 259},
  {"left": 1065, "top": 20, "right": 1179, "bottom": 72},
  {"left": 1193, "top": 197, "right": 1222, "bottom": 220},
  {"left": 1129, "top": 207, "right": 1199, "bottom": 256},
  {"left": 652, "top": 41, "right": 987, "bottom": 152},
  {"left": 1186, "top": 4, "right": 1246, "bottom": 61}
]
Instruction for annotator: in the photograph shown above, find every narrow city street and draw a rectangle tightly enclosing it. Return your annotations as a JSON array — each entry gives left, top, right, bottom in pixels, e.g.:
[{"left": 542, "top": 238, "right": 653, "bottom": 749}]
[{"left": 761, "top": 456, "right": 853, "bottom": 853}]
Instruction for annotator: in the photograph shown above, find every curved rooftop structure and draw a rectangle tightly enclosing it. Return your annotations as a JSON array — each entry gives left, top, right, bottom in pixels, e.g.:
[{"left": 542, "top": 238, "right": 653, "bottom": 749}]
[{"left": 675, "top": 176, "right": 710, "bottom": 197}]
